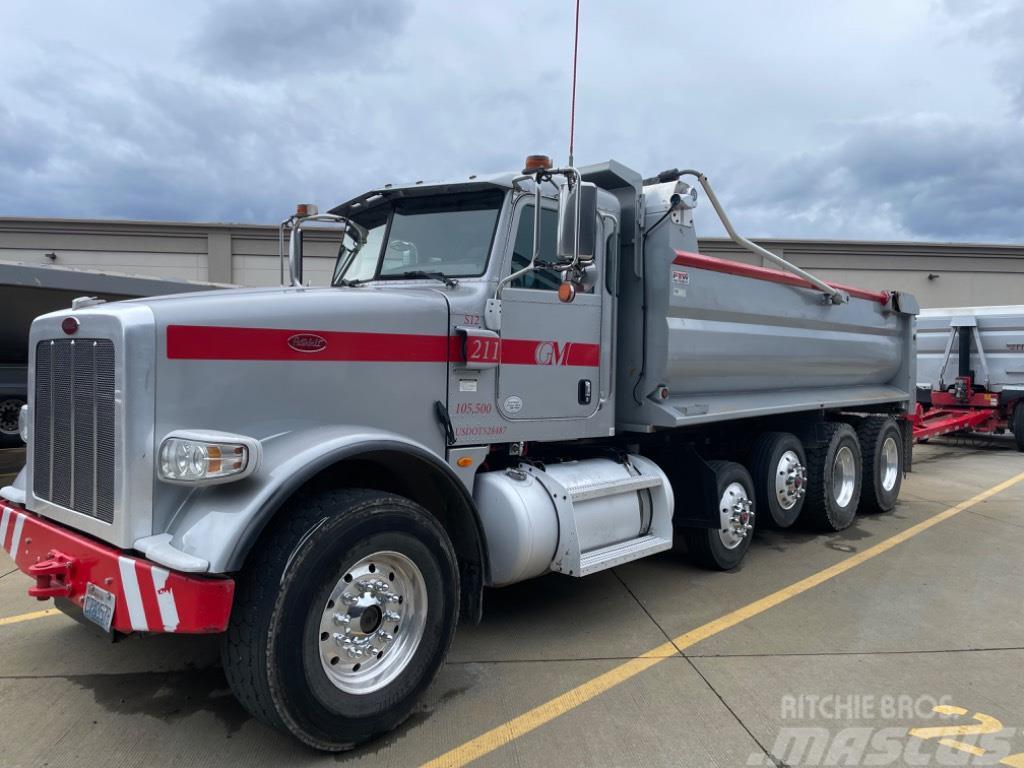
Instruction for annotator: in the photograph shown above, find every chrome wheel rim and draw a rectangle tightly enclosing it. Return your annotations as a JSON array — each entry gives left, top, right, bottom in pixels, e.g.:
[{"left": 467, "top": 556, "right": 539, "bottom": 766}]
[
  {"left": 880, "top": 436, "right": 900, "bottom": 492},
  {"left": 318, "top": 550, "right": 427, "bottom": 695},
  {"left": 0, "top": 399, "right": 21, "bottom": 436},
  {"left": 774, "top": 450, "right": 807, "bottom": 510},
  {"left": 719, "top": 481, "right": 754, "bottom": 550},
  {"left": 832, "top": 446, "right": 856, "bottom": 508}
]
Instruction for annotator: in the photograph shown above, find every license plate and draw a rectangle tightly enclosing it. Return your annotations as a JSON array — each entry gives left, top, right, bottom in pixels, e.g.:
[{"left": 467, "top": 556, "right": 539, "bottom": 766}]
[{"left": 83, "top": 583, "right": 116, "bottom": 633}]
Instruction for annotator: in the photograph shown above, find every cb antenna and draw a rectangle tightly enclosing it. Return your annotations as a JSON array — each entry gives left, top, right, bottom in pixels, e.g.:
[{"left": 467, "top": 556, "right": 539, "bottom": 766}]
[{"left": 568, "top": 0, "right": 581, "bottom": 167}]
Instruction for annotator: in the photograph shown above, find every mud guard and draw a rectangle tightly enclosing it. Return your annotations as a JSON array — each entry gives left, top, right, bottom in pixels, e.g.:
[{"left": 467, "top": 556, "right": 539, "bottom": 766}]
[{"left": 663, "top": 445, "right": 722, "bottom": 529}]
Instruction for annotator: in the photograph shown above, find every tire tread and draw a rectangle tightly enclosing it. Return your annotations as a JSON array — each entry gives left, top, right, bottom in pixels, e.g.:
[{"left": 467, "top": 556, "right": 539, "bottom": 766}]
[
  {"left": 802, "top": 421, "right": 861, "bottom": 531},
  {"left": 856, "top": 416, "right": 900, "bottom": 513},
  {"left": 221, "top": 488, "right": 455, "bottom": 751}
]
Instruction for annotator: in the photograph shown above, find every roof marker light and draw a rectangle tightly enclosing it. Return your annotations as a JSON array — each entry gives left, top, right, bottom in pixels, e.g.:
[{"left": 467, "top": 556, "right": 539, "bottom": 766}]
[{"left": 524, "top": 155, "right": 553, "bottom": 172}]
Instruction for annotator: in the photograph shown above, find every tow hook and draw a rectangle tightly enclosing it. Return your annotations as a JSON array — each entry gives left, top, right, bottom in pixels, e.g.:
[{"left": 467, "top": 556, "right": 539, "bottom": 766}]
[{"left": 27, "top": 550, "right": 76, "bottom": 600}]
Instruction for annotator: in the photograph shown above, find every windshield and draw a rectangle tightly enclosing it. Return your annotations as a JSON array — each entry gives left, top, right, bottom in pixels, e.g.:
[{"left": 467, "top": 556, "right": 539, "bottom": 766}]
[{"left": 333, "top": 191, "right": 504, "bottom": 285}]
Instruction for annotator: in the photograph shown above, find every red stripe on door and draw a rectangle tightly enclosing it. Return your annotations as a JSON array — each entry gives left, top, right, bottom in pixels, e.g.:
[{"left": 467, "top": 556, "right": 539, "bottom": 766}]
[{"left": 499, "top": 339, "right": 601, "bottom": 367}]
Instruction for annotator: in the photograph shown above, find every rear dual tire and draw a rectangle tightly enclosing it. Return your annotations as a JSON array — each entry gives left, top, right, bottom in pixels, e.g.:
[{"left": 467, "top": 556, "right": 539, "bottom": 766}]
[
  {"left": 750, "top": 432, "right": 807, "bottom": 528},
  {"left": 683, "top": 461, "right": 755, "bottom": 570},
  {"left": 856, "top": 416, "right": 904, "bottom": 513},
  {"left": 222, "top": 489, "right": 459, "bottom": 752},
  {"left": 803, "top": 422, "right": 862, "bottom": 531}
]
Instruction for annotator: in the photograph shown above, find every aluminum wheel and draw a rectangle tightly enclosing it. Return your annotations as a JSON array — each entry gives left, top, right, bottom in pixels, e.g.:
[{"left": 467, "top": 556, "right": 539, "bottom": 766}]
[
  {"left": 718, "top": 481, "right": 754, "bottom": 550},
  {"left": 0, "top": 398, "right": 22, "bottom": 436},
  {"left": 880, "top": 436, "right": 900, "bottom": 492},
  {"left": 832, "top": 445, "right": 857, "bottom": 507},
  {"left": 774, "top": 450, "right": 807, "bottom": 511},
  {"left": 318, "top": 550, "right": 428, "bottom": 695}
]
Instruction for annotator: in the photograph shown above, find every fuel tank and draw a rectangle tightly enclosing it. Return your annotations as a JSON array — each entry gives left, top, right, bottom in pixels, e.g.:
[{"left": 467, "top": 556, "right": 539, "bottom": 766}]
[
  {"left": 917, "top": 305, "right": 1024, "bottom": 393},
  {"left": 473, "top": 455, "right": 672, "bottom": 586}
]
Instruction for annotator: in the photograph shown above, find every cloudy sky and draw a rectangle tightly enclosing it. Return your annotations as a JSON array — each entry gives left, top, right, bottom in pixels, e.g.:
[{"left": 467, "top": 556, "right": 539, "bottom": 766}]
[{"left": 1, "top": 0, "right": 1022, "bottom": 242}]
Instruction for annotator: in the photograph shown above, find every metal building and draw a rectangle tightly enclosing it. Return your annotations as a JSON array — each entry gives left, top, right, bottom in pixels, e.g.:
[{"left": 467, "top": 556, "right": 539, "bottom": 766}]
[{"left": 1, "top": 216, "right": 1022, "bottom": 307}]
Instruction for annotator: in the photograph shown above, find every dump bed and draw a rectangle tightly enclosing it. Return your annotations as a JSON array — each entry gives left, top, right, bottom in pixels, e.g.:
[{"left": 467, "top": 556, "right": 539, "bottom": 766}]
[
  {"left": 917, "top": 305, "right": 1024, "bottom": 393},
  {"left": 615, "top": 218, "right": 918, "bottom": 431}
]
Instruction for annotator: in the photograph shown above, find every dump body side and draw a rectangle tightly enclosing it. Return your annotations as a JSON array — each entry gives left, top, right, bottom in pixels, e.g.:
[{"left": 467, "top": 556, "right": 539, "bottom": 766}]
[{"left": 615, "top": 191, "right": 917, "bottom": 432}]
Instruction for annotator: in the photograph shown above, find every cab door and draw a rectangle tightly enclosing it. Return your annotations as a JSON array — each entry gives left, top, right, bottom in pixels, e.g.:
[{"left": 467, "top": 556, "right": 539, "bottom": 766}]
[{"left": 496, "top": 200, "right": 606, "bottom": 423}]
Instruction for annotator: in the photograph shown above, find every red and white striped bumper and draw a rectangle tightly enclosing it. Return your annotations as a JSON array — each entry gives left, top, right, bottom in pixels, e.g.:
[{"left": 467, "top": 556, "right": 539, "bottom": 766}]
[{"left": 0, "top": 501, "right": 234, "bottom": 634}]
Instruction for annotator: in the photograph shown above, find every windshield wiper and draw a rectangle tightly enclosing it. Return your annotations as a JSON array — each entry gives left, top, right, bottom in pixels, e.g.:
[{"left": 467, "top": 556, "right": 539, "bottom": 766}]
[
  {"left": 390, "top": 271, "right": 458, "bottom": 288},
  {"left": 335, "top": 277, "right": 370, "bottom": 287}
]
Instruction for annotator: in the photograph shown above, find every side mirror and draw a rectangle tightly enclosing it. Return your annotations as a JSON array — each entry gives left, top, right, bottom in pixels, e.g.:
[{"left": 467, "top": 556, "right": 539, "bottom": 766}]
[{"left": 557, "top": 181, "right": 598, "bottom": 262}]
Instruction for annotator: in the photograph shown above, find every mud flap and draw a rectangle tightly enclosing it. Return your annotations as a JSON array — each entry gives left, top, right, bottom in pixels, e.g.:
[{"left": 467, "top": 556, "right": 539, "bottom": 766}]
[{"left": 664, "top": 445, "right": 721, "bottom": 529}]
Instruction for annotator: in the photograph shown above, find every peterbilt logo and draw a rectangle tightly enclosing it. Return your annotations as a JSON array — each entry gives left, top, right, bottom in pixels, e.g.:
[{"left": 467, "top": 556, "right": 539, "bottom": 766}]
[
  {"left": 534, "top": 341, "right": 573, "bottom": 366},
  {"left": 287, "top": 333, "right": 328, "bottom": 353}
]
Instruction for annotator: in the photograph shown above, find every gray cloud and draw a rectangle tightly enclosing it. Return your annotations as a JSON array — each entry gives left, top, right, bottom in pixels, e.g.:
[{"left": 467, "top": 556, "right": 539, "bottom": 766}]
[
  {"left": 0, "top": 0, "right": 1022, "bottom": 245},
  {"left": 712, "top": 116, "right": 1024, "bottom": 242},
  {"left": 189, "top": 0, "right": 413, "bottom": 80}
]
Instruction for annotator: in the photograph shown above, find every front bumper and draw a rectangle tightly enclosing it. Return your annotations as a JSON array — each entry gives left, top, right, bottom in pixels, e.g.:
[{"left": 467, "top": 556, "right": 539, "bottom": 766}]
[{"left": 0, "top": 501, "right": 234, "bottom": 634}]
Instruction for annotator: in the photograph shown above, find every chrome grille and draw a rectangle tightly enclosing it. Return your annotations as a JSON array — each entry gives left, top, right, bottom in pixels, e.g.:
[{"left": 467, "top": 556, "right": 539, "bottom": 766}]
[{"left": 33, "top": 339, "right": 116, "bottom": 523}]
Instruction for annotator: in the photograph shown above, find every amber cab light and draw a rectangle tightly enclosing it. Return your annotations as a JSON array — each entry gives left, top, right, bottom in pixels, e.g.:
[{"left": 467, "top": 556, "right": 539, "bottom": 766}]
[{"left": 524, "top": 154, "right": 553, "bottom": 172}]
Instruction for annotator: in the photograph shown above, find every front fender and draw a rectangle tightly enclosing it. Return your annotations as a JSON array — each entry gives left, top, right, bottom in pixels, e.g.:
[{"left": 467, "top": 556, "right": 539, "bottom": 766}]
[{"left": 136, "top": 425, "right": 484, "bottom": 576}]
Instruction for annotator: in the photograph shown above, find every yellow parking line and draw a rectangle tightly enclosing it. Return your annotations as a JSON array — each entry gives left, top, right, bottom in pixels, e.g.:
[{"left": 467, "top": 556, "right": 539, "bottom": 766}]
[
  {"left": 0, "top": 608, "right": 61, "bottom": 626},
  {"left": 422, "top": 470, "right": 1024, "bottom": 768}
]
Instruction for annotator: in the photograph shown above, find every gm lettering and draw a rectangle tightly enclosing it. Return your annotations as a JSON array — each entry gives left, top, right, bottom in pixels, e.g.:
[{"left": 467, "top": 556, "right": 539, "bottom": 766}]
[{"left": 534, "top": 341, "right": 575, "bottom": 366}]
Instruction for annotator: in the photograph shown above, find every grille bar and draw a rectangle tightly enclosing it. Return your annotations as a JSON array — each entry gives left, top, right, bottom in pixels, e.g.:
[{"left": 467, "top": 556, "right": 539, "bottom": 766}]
[{"left": 33, "top": 339, "right": 116, "bottom": 523}]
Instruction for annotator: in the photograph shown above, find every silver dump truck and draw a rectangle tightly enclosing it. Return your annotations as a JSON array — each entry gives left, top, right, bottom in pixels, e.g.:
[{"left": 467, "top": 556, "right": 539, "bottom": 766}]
[{"left": 0, "top": 157, "right": 918, "bottom": 750}]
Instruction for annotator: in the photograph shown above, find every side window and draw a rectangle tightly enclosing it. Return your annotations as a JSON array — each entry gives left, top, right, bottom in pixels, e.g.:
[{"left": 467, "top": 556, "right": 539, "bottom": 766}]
[{"left": 509, "top": 205, "right": 562, "bottom": 290}]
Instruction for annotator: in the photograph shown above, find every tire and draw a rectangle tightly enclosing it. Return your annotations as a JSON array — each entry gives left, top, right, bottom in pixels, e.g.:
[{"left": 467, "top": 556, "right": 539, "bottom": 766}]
[
  {"left": 683, "top": 460, "right": 755, "bottom": 570},
  {"left": 802, "top": 422, "right": 862, "bottom": 531},
  {"left": 749, "top": 432, "right": 807, "bottom": 528},
  {"left": 0, "top": 397, "right": 25, "bottom": 448},
  {"left": 1014, "top": 403, "right": 1024, "bottom": 453},
  {"left": 221, "top": 488, "right": 459, "bottom": 751},
  {"left": 857, "top": 416, "right": 903, "bottom": 513}
]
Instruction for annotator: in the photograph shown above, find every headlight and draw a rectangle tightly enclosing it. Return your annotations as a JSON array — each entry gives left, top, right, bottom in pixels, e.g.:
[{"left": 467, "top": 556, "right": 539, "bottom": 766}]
[
  {"left": 158, "top": 431, "right": 260, "bottom": 485},
  {"left": 18, "top": 404, "right": 29, "bottom": 443}
]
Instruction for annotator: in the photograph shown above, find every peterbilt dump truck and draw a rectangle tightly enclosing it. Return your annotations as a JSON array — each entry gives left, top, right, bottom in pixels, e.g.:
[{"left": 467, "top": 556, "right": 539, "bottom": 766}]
[
  {"left": 915, "top": 304, "right": 1024, "bottom": 448},
  {"left": 0, "top": 157, "right": 918, "bottom": 750}
]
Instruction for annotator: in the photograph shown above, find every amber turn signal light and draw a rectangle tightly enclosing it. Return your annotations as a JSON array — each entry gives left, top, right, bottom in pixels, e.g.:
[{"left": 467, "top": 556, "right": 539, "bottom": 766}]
[{"left": 558, "top": 282, "right": 577, "bottom": 303}]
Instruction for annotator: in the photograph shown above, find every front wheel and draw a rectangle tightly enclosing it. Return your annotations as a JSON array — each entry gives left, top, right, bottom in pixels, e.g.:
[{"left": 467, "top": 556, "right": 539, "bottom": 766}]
[
  {"left": 683, "top": 460, "right": 756, "bottom": 570},
  {"left": 222, "top": 489, "right": 459, "bottom": 751}
]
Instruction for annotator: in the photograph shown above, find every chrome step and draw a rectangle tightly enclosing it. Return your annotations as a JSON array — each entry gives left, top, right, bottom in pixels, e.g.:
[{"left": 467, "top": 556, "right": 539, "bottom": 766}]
[
  {"left": 565, "top": 475, "right": 662, "bottom": 502},
  {"left": 577, "top": 535, "right": 672, "bottom": 577}
]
